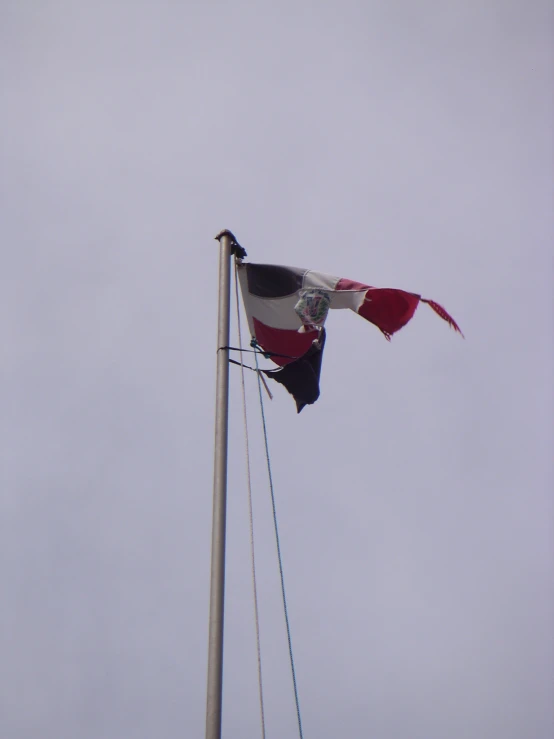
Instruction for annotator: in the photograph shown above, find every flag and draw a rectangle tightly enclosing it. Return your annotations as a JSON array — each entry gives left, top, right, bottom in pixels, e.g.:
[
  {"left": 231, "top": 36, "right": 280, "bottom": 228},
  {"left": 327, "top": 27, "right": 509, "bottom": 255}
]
[{"left": 237, "top": 262, "right": 462, "bottom": 412}]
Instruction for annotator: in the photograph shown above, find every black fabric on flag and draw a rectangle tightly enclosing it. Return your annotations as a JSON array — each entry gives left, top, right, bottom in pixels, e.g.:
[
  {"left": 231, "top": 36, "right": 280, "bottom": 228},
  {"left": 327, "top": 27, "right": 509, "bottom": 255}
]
[
  {"left": 246, "top": 263, "right": 305, "bottom": 298},
  {"left": 263, "top": 330, "right": 326, "bottom": 413}
]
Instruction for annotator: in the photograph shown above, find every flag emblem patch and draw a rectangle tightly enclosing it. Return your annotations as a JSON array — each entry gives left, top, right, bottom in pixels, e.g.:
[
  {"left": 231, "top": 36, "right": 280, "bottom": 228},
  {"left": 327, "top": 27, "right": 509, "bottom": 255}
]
[{"left": 294, "top": 289, "right": 331, "bottom": 328}]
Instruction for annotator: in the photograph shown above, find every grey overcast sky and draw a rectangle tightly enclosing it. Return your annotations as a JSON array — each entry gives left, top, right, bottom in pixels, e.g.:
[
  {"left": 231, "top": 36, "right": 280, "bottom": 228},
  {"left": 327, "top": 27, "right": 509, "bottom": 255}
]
[{"left": 1, "top": 2, "right": 552, "bottom": 738}]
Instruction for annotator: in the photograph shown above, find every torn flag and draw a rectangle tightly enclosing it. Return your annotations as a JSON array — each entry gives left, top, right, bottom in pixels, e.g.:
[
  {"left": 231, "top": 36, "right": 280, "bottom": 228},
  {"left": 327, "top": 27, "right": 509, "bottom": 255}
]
[{"left": 237, "top": 262, "right": 462, "bottom": 412}]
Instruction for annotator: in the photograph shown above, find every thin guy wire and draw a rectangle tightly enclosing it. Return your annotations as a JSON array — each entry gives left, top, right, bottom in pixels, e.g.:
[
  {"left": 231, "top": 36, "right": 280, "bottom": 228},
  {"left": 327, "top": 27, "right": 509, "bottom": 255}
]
[
  {"left": 234, "top": 261, "right": 266, "bottom": 739},
  {"left": 253, "top": 350, "right": 304, "bottom": 739}
]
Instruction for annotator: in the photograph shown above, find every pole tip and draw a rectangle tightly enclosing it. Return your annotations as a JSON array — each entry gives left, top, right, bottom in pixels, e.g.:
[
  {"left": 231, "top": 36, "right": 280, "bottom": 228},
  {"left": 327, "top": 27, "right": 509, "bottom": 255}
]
[
  {"left": 214, "top": 230, "right": 247, "bottom": 258},
  {"left": 214, "top": 229, "right": 236, "bottom": 242}
]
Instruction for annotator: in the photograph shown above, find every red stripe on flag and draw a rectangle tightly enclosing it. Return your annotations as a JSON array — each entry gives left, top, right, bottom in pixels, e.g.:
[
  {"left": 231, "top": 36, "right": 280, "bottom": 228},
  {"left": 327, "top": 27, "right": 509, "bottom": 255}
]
[
  {"left": 357, "top": 288, "right": 420, "bottom": 338},
  {"left": 252, "top": 317, "right": 318, "bottom": 367}
]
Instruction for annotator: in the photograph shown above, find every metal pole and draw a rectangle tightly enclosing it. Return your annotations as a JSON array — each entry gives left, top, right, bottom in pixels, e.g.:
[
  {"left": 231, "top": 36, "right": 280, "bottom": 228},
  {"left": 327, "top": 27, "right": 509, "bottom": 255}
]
[{"left": 205, "top": 230, "right": 242, "bottom": 739}]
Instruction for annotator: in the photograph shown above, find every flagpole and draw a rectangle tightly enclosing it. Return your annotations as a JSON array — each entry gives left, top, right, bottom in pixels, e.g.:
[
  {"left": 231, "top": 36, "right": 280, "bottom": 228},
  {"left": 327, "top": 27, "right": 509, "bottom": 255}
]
[{"left": 205, "top": 229, "right": 245, "bottom": 739}]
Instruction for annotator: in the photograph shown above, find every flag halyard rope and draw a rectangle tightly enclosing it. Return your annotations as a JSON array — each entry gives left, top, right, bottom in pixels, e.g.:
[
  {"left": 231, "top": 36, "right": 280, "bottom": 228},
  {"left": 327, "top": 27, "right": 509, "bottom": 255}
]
[
  {"left": 234, "top": 261, "right": 267, "bottom": 739},
  {"left": 253, "top": 349, "right": 305, "bottom": 739}
]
